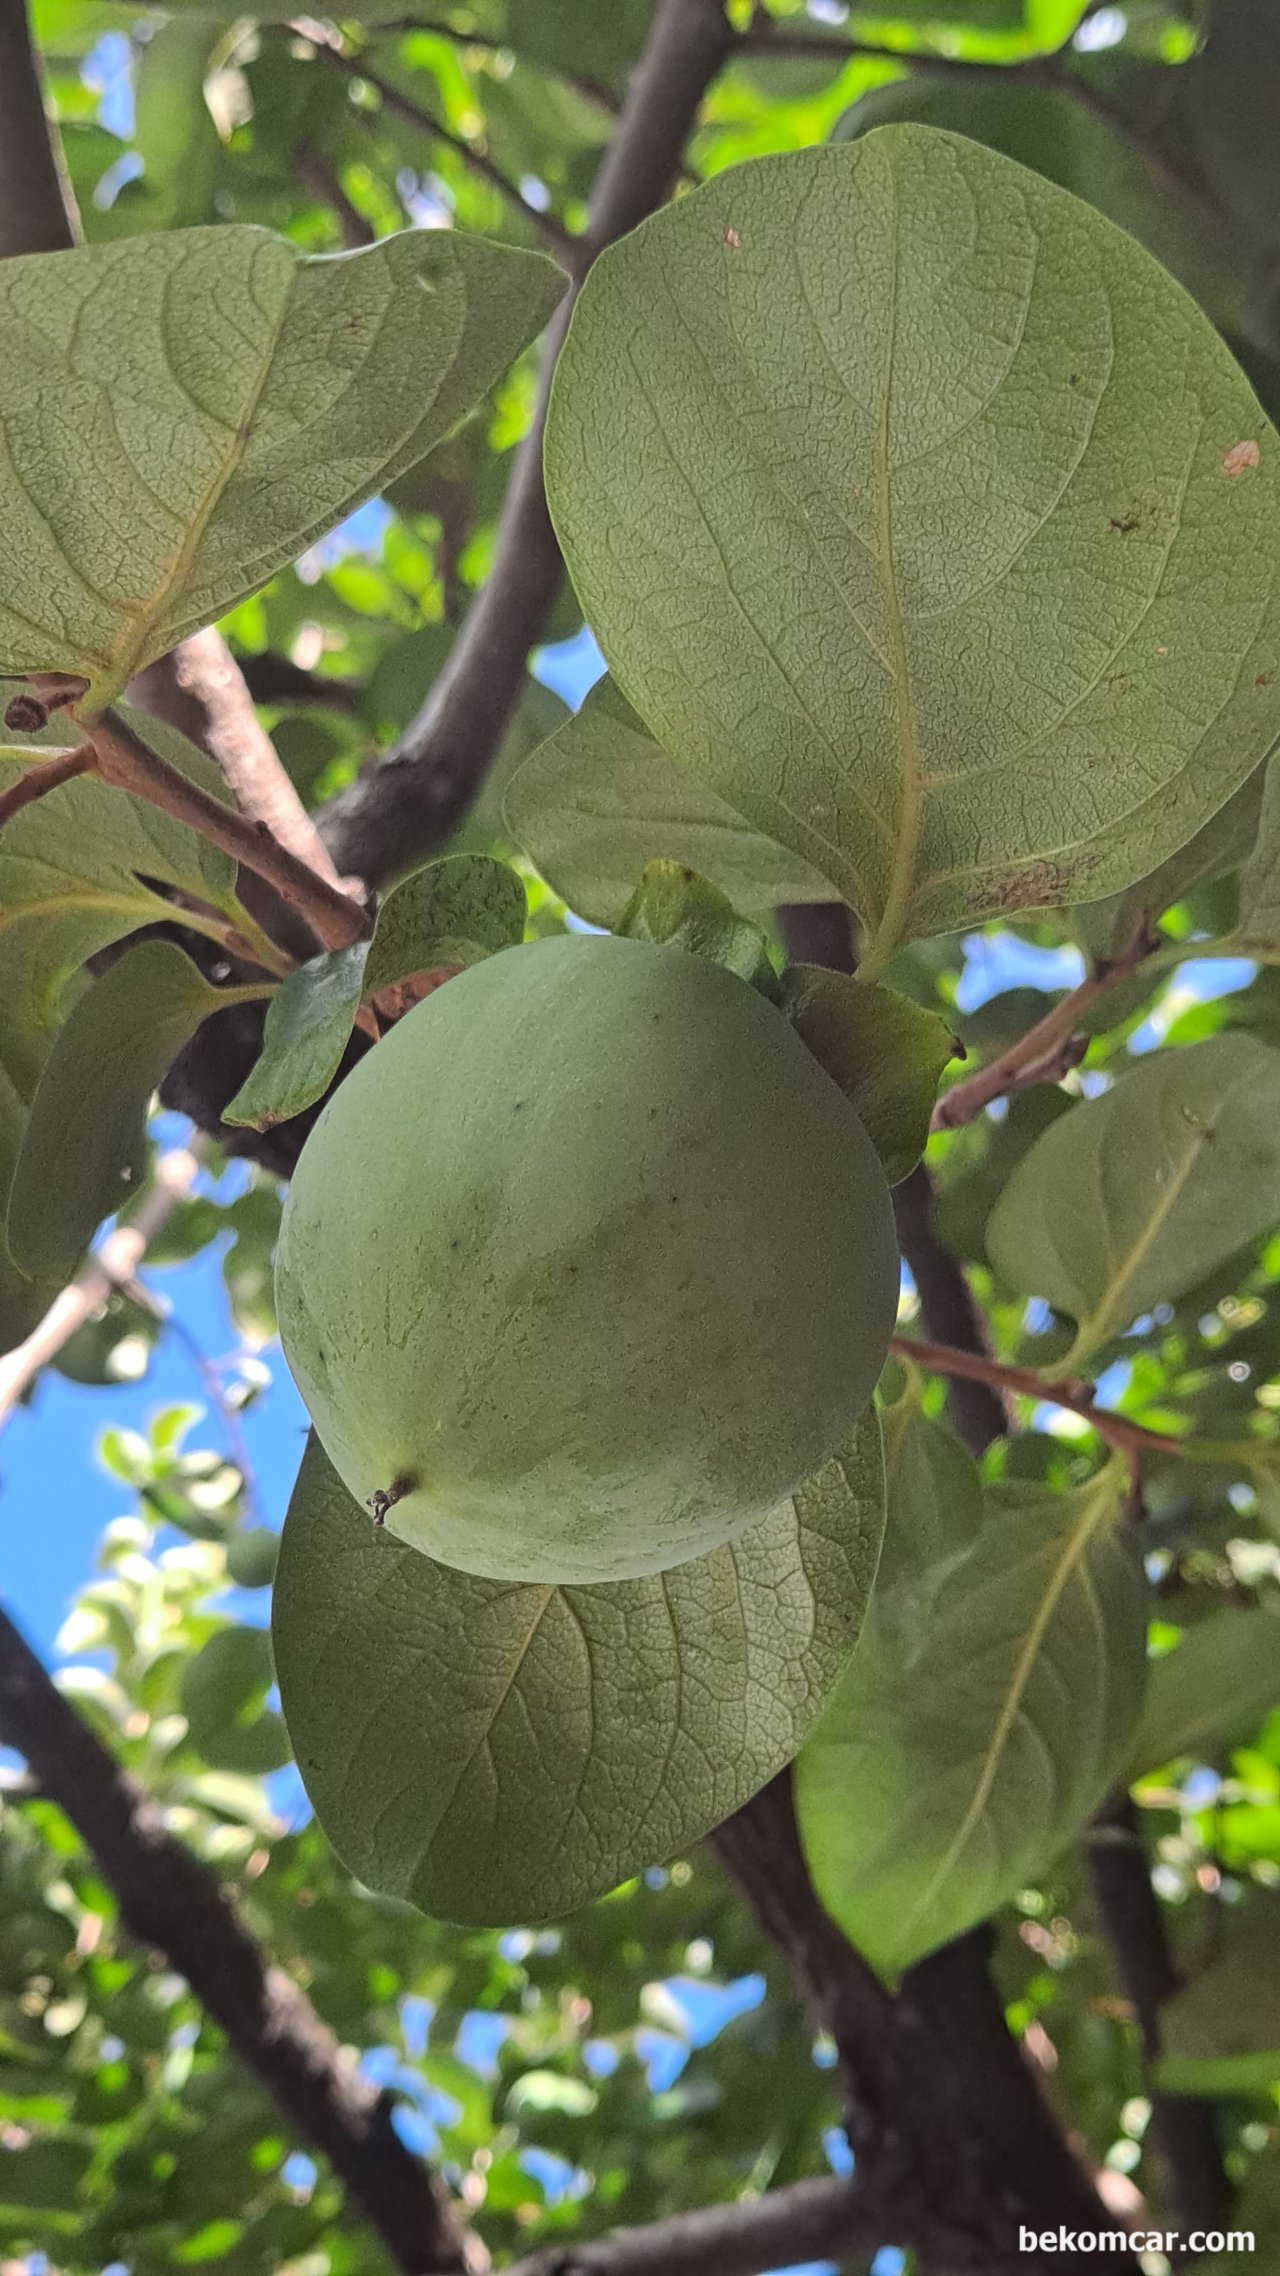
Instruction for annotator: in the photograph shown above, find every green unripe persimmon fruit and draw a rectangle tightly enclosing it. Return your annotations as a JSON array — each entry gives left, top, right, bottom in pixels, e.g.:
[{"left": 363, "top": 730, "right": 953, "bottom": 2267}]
[{"left": 276, "top": 933, "right": 898, "bottom": 1584}]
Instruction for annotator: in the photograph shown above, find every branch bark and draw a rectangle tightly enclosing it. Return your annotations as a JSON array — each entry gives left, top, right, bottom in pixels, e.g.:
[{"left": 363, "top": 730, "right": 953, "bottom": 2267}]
[
  {"left": 85, "top": 707, "right": 372, "bottom": 954},
  {"left": 1088, "top": 1791, "right": 1232, "bottom": 2238},
  {"left": 888, "top": 1331, "right": 1183, "bottom": 1460},
  {"left": 0, "top": 1605, "right": 480, "bottom": 2276},
  {"left": 504, "top": 2173, "right": 891, "bottom": 2276},
  {"left": 932, "top": 915, "right": 1157, "bottom": 1132},
  {"left": 319, "top": 0, "right": 736, "bottom": 887},
  {"left": 0, "top": 0, "right": 78, "bottom": 256}
]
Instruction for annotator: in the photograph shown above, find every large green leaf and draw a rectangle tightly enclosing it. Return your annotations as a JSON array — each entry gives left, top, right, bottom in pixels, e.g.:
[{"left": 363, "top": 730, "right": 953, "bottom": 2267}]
[
  {"left": 987, "top": 1036, "right": 1280, "bottom": 1366},
  {"left": 0, "top": 226, "right": 563, "bottom": 708},
  {"left": 503, "top": 676, "right": 834, "bottom": 926},
  {"left": 1072, "top": 757, "right": 1267, "bottom": 961},
  {"left": 273, "top": 1416, "right": 885, "bottom": 1925},
  {"left": 6, "top": 942, "right": 245, "bottom": 1282},
  {"left": 795, "top": 1465, "right": 1147, "bottom": 1975},
  {"left": 1154, "top": 1897, "right": 1280, "bottom": 2098},
  {"left": 545, "top": 129, "right": 1280, "bottom": 969},
  {"left": 0, "top": 705, "right": 238, "bottom": 1101},
  {"left": 1129, "top": 1607, "right": 1280, "bottom": 1778},
  {"left": 872, "top": 1386, "right": 986, "bottom": 1609},
  {"left": 836, "top": 70, "right": 1253, "bottom": 342}
]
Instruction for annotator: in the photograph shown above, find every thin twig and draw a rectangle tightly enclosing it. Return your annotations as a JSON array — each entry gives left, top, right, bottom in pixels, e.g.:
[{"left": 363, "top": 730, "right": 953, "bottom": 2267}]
[
  {"left": 889, "top": 1331, "right": 1184, "bottom": 1459},
  {"left": 84, "top": 708, "right": 372, "bottom": 953},
  {"left": 320, "top": 0, "right": 737, "bottom": 886},
  {"left": 0, "top": 741, "right": 93, "bottom": 832},
  {"left": 298, "top": 148, "right": 377, "bottom": 247},
  {"left": 320, "top": 44, "right": 574, "bottom": 260},
  {"left": 0, "top": 1605, "right": 480, "bottom": 2276},
  {"left": 931, "top": 914, "right": 1157, "bottom": 1131}
]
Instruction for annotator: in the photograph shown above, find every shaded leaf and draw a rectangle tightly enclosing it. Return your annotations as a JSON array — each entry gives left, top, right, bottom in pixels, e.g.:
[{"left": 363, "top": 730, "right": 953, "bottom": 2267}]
[
  {"left": 274, "top": 1415, "right": 885, "bottom": 1925},
  {"left": 223, "top": 943, "right": 370, "bottom": 1133},
  {"left": 181, "top": 1627, "right": 290, "bottom": 1777},
  {"left": 545, "top": 130, "right": 1280, "bottom": 964},
  {"left": 1073, "top": 758, "right": 1267, "bottom": 961},
  {"left": 1154, "top": 1897, "right": 1280, "bottom": 2097},
  {"left": 873, "top": 1382, "right": 985, "bottom": 1609},
  {"left": 1129, "top": 1607, "right": 1280, "bottom": 1778},
  {"left": 777, "top": 966, "right": 956, "bottom": 1185},
  {"left": 503, "top": 676, "right": 833, "bottom": 926},
  {"left": 618, "top": 861, "right": 775, "bottom": 992},
  {"left": 1235, "top": 744, "right": 1280, "bottom": 952},
  {"left": 987, "top": 1036, "right": 1280, "bottom": 1365},
  {"left": 0, "top": 704, "right": 238, "bottom": 1102},
  {"left": 795, "top": 1465, "right": 1147, "bottom": 1975},
  {"left": 363, "top": 854, "right": 527, "bottom": 996},
  {"left": 0, "top": 226, "right": 563, "bottom": 707},
  {"left": 6, "top": 942, "right": 238, "bottom": 1282}
]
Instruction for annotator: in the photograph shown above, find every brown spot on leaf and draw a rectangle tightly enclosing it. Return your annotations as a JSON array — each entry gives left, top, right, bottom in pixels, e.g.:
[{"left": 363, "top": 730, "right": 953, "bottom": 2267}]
[
  {"left": 722, "top": 227, "right": 742, "bottom": 250},
  {"left": 1222, "top": 439, "right": 1261, "bottom": 477},
  {"left": 1258, "top": 672, "right": 1273, "bottom": 688},
  {"left": 1109, "top": 514, "right": 1140, "bottom": 536}
]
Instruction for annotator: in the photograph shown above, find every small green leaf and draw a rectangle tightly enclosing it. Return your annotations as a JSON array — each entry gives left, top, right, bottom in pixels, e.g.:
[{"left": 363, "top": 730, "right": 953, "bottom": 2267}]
[
  {"left": 7, "top": 942, "right": 242, "bottom": 1282},
  {"left": 0, "top": 703, "right": 238, "bottom": 1102},
  {"left": 0, "top": 227, "right": 563, "bottom": 708},
  {"left": 545, "top": 130, "right": 1280, "bottom": 966},
  {"left": 795, "top": 1465, "right": 1147, "bottom": 1976},
  {"left": 363, "top": 854, "right": 527, "bottom": 996},
  {"left": 223, "top": 943, "right": 370, "bottom": 1133},
  {"left": 274, "top": 1415, "right": 885, "bottom": 1925},
  {"left": 987, "top": 1036, "right": 1280, "bottom": 1365},
  {"left": 503, "top": 676, "right": 833, "bottom": 927},
  {"left": 778, "top": 967, "right": 957, "bottom": 1186},
  {"left": 180, "top": 1626, "right": 290, "bottom": 1777},
  {"left": 1130, "top": 1607, "right": 1280, "bottom": 1778},
  {"left": 1154, "top": 1897, "right": 1280, "bottom": 2098},
  {"left": 618, "top": 861, "right": 776, "bottom": 992}
]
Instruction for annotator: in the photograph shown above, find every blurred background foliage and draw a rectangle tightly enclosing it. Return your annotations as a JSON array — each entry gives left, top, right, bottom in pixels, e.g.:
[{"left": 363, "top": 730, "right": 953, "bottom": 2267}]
[{"left": 3, "top": 0, "right": 1280, "bottom": 2268}]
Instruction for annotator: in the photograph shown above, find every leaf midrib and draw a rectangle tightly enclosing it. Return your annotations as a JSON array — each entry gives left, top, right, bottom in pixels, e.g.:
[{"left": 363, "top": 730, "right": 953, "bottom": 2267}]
[
  {"left": 862, "top": 163, "right": 922, "bottom": 981},
  {"left": 897, "top": 1469, "right": 1121, "bottom": 1944}
]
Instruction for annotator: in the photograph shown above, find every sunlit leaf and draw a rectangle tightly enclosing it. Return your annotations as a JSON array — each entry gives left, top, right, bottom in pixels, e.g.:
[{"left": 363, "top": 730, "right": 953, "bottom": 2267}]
[
  {"left": 795, "top": 1465, "right": 1146, "bottom": 1975},
  {"left": 274, "top": 1416, "right": 885, "bottom": 1925},
  {"left": 546, "top": 130, "right": 1280, "bottom": 966},
  {"left": 0, "top": 226, "right": 563, "bottom": 707},
  {"left": 987, "top": 1035, "right": 1280, "bottom": 1365}
]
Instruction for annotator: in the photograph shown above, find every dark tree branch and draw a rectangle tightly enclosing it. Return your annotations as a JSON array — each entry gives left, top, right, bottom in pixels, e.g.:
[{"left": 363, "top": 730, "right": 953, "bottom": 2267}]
[
  {"left": 0, "top": 0, "right": 78, "bottom": 256},
  {"left": 1088, "top": 1799, "right": 1232, "bottom": 2239},
  {"left": 237, "top": 651, "right": 363, "bottom": 714},
  {"left": 0, "top": 1606, "right": 479, "bottom": 2276},
  {"left": 715, "top": 905, "right": 1141, "bottom": 2275},
  {"left": 319, "top": 0, "right": 736, "bottom": 887},
  {"left": 322, "top": 46, "right": 574, "bottom": 260},
  {"left": 505, "top": 2173, "right": 893, "bottom": 2276}
]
